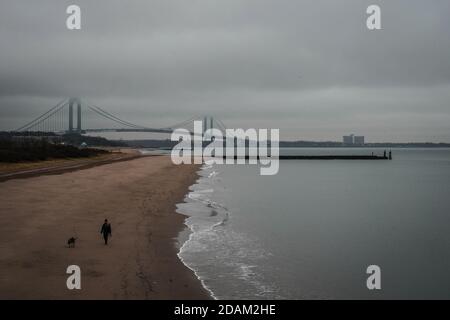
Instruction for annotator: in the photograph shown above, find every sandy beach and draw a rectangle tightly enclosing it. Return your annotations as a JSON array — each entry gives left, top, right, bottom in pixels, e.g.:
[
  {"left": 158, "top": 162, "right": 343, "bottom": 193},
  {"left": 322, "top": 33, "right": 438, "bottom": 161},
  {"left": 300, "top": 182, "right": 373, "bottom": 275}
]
[{"left": 0, "top": 155, "right": 210, "bottom": 299}]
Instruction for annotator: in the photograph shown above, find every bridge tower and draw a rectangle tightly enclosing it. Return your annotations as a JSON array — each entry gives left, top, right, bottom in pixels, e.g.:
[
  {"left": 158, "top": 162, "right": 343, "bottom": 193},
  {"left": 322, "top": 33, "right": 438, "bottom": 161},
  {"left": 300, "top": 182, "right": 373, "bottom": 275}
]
[
  {"left": 202, "top": 116, "right": 214, "bottom": 132},
  {"left": 68, "top": 98, "right": 82, "bottom": 133},
  {"left": 202, "top": 116, "right": 214, "bottom": 139}
]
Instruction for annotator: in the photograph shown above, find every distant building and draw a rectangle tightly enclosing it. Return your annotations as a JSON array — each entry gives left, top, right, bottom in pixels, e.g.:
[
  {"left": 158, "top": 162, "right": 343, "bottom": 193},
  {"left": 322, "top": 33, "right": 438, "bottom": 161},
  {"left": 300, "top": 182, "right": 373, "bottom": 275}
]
[
  {"left": 343, "top": 134, "right": 365, "bottom": 146},
  {"left": 343, "top": 134, "right": 354, "bottom": 145},
  {"left": 354, "top": 136, "right": 365, "bottom": 146}
]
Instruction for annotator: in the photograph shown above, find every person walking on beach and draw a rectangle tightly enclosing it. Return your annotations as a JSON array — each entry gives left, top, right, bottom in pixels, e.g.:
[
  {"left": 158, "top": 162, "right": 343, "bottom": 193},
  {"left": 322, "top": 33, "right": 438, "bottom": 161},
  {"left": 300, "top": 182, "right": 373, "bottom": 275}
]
[{"left": 100, "top": 219, "right": 112, "bottom": 245}]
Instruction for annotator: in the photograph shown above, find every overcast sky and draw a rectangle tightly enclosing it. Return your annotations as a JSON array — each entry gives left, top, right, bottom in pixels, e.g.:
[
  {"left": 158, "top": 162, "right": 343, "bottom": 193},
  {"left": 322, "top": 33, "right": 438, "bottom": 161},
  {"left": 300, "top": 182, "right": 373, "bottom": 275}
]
[{"left": 1, "top": 0, "right": 449, "bottom": 142}]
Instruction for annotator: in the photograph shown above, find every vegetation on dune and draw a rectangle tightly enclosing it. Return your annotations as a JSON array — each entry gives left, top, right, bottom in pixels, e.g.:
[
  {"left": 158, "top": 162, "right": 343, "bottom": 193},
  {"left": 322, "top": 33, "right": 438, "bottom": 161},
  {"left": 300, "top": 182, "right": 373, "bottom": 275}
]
[
  {"left": 0, "top": 137, "right": 107, "bottom": 163},
  {"left": 0, "top": 132, "right": 127, "bottom": 147},
  {"left": 60, "top": 133, "right": 127, "bottom": 147}
]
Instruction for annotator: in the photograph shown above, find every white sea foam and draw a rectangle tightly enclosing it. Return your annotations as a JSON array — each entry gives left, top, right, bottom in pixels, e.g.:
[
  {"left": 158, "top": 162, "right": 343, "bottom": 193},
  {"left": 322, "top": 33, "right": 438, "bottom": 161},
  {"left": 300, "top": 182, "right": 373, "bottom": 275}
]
[
  {"left": 175, "top": 163, "right": 282, "bottom": 299},
  {"left": 176, "top": 164, "right": 222, "bottom": 299}
]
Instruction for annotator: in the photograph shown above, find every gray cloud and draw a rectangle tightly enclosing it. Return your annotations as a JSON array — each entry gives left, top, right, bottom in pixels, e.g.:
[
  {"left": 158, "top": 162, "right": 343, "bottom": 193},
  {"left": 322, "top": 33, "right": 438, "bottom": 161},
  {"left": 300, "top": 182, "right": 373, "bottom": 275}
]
[{"left": 0, "top": 0, "right": 449, "bottom": 141}]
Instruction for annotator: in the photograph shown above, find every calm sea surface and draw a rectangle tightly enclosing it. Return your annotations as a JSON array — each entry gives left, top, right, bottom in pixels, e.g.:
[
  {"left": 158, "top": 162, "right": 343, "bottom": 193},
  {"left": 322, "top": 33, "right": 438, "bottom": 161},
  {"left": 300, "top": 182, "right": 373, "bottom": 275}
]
[{"left": 175, "top": 148, "right": 450, "bottom": 299}]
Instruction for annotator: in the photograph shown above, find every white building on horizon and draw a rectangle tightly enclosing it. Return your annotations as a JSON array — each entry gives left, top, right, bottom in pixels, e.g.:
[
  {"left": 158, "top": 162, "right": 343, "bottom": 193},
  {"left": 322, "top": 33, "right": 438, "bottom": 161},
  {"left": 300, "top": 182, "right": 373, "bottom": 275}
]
[
  {"left": 343, "top": 134, "right": 365, "bottom": 146},
  {"left": 343, "top": 134, "right": 354, "bottom": 145},
  {"left": 354, "top": 136, "right": 365, "bottom": 146}
]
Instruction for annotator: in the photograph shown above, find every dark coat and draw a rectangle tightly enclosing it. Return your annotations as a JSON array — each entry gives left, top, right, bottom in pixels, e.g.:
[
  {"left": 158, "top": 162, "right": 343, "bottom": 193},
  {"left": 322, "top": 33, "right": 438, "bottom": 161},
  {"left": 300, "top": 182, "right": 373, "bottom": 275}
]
[{"left": 101, "top": 223, "right": 112, "bottom": 236}]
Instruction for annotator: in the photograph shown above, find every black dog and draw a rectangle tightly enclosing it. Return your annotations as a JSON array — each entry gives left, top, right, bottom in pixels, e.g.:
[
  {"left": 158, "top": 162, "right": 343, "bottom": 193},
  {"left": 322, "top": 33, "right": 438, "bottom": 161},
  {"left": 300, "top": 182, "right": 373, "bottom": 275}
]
[{"left": 67, "top": 237, "right": 77, "bottom": 248}]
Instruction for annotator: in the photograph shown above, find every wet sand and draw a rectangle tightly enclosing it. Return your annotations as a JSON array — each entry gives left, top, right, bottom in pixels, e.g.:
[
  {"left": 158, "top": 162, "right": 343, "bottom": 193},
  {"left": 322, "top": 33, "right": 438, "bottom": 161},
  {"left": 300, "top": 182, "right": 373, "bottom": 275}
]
[{"left": 0, "top": 155, "right": 210, "bottom": 299}]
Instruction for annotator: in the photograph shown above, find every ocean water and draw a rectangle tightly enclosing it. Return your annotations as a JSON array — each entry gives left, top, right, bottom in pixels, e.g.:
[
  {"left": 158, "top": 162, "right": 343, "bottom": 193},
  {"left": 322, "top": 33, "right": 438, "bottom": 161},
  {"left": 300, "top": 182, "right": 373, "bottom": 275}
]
[{"left": 176, "top": 148, "right": 450, "bottom": 299}]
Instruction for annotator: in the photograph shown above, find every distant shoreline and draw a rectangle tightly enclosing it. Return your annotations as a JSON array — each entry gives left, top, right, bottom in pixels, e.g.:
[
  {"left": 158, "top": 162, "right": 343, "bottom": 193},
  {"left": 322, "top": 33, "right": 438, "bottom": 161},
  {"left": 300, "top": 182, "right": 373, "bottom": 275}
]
[{"left": 124, "top": 139, "right": 450, "bottom": 149}]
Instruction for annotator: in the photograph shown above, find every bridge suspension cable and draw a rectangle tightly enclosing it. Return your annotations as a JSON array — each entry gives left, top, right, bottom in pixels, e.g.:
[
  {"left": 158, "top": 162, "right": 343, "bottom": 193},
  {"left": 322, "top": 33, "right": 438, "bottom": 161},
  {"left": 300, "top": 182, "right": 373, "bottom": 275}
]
[
  {"left": 161, "top": 116, "right": 203, "bottom": 130},
  {"left": 215, "top": 119, "right": 228, "bottom": 132},
  {"left": 14, "top": 97, "right": 218, "bottom": 134},
  {"left": 14, "top": 98, "right": 69, "bottom": 132},
  {"left": 87, "top": 105, "right": 149, "bottom": 129}
]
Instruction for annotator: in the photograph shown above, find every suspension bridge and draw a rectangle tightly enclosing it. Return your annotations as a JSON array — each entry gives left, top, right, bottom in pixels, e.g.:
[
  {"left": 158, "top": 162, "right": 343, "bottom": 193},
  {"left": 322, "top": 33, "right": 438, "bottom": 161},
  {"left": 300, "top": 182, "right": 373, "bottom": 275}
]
[{"left": 13, "top": 98, "right": 227, "bottom": 136}]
